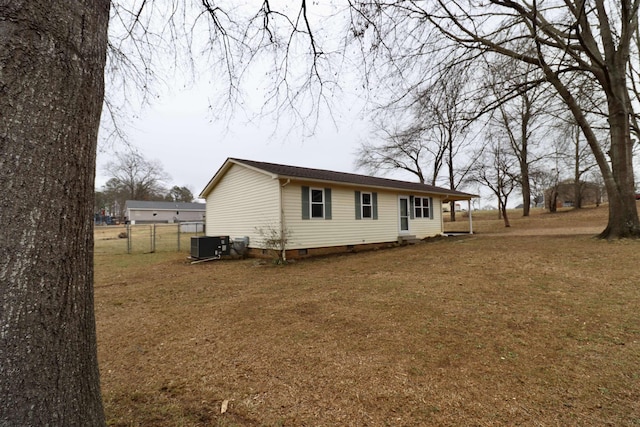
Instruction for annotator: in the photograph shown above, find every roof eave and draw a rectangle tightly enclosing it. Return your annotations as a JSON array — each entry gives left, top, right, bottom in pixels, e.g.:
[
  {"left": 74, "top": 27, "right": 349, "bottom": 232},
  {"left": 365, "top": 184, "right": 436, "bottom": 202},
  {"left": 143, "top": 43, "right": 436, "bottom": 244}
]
[
  {"left": 201, "top": 158, "right": 478, "bottom": 200},
  {"left": 274, "top": 174, "right": 477, "bottom": 199},
  {"left": 199, "top": 158, "right": 279, "bottom": 198}
]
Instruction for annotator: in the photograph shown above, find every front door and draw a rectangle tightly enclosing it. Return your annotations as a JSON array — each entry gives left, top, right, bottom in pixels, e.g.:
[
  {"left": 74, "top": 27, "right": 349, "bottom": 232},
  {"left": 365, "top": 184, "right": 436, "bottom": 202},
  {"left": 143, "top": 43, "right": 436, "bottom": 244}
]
[{"left": 399, "top": 197, "right": 410, "bottom": 233}]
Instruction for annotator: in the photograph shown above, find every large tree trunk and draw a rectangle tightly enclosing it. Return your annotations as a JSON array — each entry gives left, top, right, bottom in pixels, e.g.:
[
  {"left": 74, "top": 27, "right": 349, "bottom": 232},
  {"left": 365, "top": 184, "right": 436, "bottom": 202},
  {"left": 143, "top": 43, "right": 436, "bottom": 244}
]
[
  {"left": 597, "top": 46, "right": 640, "bottom": 238},
  {"left": 600, "top": 100, "right": 640, "bottom": 238},
  {"left": 542, "top": 57, "right": 640, "bottom": 238},
  {"left": 0, "top": 1, "right": 110, "bottom": 425},
  {"left": 520, "top": 167, "right": 531, "bottom": 216}
]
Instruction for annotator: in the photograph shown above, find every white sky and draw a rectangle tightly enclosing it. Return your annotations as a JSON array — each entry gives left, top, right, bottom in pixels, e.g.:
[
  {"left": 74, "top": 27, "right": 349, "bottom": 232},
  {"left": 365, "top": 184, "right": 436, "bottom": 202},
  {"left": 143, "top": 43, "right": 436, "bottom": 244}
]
[
  {"left": 95, "top": 1, "right": 493, "bottom": 206},
  {"left": 96, "top": 2, "right": 438, "bottom": 200},
  {"left": 98, "top": 89, "right": 356, "bottom": 197},
  {"left": 94, "top": 81, "right": 494, "bottom": 207},
  {"left": 95, "top": 81, "right": 425, "bottom": 199}
]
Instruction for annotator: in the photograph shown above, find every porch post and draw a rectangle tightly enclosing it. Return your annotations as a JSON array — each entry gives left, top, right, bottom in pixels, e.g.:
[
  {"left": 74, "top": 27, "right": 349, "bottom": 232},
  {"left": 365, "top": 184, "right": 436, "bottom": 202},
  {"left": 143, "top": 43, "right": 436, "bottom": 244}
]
[{"left": 468, "top": 199, "right": 473, "bottom": 234}]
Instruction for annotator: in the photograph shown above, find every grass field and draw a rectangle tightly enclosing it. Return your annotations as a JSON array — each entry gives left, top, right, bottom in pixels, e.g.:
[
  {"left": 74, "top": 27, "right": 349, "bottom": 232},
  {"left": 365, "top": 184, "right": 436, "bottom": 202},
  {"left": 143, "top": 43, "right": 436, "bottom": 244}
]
[
  {"left": 94, "top": 224, "right": 204, "bottom": 255},
  {"left": 95, "top": 206, "right": 640, "bottom": 426}
]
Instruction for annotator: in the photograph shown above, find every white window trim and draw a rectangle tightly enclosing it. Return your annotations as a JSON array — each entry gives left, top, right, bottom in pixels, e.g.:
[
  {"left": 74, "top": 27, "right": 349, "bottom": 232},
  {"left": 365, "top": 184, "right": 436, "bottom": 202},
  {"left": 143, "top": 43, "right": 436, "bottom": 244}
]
[
  {"left": 361, "top": 191, "right": 373, "bottom": 219},
  {"left": 414, "top": 196, "right": 431, "bottom": 219},
  {"left": 310, "top": 187, "right": 325, "bottom": 219},
  {"left": 399, "top": 196, "right": 410, "bottom": 233}
]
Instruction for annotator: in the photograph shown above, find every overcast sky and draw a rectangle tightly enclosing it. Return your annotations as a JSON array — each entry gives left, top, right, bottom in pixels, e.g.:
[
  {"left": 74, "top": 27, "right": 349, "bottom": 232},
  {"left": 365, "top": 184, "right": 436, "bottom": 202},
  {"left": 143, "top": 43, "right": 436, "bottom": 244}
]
[
  {"left": 94, "top": 80, "right": 491, "bottom": 207},
  {"left": 97, "top": 88, "right": 367, "bottom": 197},
  {"left": 96, "top": 2, "right": 489, "bottom": 205},
  {"left": 94, "top": 74, "right": 435, "bottom": 200},
  {"left": 95, "top": 2, "right": 434, "bottom": 200}
]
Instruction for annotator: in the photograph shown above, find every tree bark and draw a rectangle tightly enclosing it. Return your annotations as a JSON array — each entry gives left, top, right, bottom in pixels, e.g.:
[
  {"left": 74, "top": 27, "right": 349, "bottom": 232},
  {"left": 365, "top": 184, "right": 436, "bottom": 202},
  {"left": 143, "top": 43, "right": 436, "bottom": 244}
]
[
  {"left": 541, "top": 61, "right": 640, "bottom": 237},
  {"left": 596, "top": 37, "right": 639, "bottom": 238},
  {"left": 600, "top": 97, "right": 640, "bottom": 238},
  {"left": 520, "top": 165, "right": 531, "bottom": 216},
  {"left": 501, "top": 205, "right": 511, "bottom": 227},
  {"left": 519, "top": 126, "right": 531, "bottom": 217},
  {"left": 0, "top": 1, "right": 110, "bottom": 425}
]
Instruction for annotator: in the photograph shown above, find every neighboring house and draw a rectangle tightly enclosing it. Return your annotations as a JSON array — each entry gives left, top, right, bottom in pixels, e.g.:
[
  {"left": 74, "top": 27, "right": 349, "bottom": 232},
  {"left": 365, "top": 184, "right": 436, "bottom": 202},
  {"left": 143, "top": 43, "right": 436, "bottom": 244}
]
[
  {"left": 125, "top": 200, "right": 206, "bottom": 224},
  {"left": 199, "top": 158, "right": 476, "bottom": 259},
  {"left": 544, "top": 180, "right": 605, "bottom": 209}
]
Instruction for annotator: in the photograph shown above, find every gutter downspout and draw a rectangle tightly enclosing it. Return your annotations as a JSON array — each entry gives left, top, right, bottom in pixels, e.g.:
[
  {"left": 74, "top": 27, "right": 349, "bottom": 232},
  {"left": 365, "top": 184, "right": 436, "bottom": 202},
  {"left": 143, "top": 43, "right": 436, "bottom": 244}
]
[{"left": 280, "top": 179, "right": 290, "bottom": 261}]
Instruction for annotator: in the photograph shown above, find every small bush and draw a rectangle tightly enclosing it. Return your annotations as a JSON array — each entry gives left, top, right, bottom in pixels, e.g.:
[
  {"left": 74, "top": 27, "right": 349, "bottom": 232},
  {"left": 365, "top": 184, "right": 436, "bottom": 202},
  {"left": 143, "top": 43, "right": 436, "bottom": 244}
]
[{"left": 255, "top": 223, "right": 291, "bottom": 264}]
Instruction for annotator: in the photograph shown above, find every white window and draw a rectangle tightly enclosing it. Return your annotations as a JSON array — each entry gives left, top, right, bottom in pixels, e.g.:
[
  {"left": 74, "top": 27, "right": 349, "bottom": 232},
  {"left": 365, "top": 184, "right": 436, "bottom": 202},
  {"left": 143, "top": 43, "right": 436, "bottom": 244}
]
[
  {"left": 310, "top": 188, "right": 324, "bottom": 218},
  {"left": 361, "top": 192, "right": 372, "bottom": 219},
  {"left": 302, "top": 186, "right": 332, "bottom": 220},
  {"left": 414, "top": 197, "right": 430, "bottom": 218}
]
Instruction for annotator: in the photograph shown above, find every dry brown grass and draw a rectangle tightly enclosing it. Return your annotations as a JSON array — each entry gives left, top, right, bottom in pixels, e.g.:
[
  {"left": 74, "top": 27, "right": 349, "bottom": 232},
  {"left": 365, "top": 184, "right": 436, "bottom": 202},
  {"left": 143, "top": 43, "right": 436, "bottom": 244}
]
[{"left": 96, "top": 205, "right": 640, "bottom": 426}]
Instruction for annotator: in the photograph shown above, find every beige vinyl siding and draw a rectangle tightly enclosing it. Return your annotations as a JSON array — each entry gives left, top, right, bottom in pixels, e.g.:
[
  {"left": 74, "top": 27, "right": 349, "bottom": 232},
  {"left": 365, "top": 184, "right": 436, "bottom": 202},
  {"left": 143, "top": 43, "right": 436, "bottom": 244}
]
[
  {"left": 205, "top": 164, "right": 280, "bottom": 246},
  {"left": 282, "top": 182, "right": 444, "bottom": 249},
  {"left": 407, "top": 196, "right": 442, "bottom": 238}
]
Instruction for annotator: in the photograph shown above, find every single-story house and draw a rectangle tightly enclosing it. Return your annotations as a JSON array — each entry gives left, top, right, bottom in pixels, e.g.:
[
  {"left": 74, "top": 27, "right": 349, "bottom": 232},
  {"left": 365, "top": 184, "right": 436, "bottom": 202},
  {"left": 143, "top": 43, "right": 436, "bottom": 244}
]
[
  {"left": 545, "top": 180, "right": 606, "bottom": 209},
  {"left": 125, "top": 200, "right": 206, "bottom": 224},
  {"left": 199, "top": 158, "right": 477, "bottom": 259}
]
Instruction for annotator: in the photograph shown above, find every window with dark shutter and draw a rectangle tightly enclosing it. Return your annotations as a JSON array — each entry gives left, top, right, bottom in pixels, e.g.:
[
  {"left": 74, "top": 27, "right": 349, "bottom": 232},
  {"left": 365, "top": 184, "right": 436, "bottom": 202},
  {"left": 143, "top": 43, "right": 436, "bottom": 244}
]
[
  {"left": 301, "top": 186, "right": 310, "bottom": 220},
  {"left": 362, "top": 192, "right": 372, "bottom": 218},
  {"left": 372, "top": 192, "right": 378, "bottom": 220},
  {"left": 311, "top": 188, "right": 324, "bottom": 218},
  {"left": 324, "top": 188, "right": 332, "bottom": 220}
]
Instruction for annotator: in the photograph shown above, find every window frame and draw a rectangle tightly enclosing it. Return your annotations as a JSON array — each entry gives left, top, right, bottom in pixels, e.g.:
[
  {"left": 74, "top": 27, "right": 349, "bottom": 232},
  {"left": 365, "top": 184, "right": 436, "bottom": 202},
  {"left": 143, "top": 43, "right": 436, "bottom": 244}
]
[
  {"left": 310, "top": 187, "right": 325, "bottom": 219},
  {"left": 415, "top": 197, "right": 423, "bottom": 218},
  {"left": 361, "top": 191, "right": 373, "bottom": 219},
  {"left": 413, "top": 196, "right": 431, "bottom": 219}
]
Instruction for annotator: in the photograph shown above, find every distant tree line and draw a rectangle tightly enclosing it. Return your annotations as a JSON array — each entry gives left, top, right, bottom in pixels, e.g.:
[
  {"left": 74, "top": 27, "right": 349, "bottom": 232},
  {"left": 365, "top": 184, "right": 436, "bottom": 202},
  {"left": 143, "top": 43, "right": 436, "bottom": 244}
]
[{"left": 95, "top": 150, "right": 194, "bottom": 220}]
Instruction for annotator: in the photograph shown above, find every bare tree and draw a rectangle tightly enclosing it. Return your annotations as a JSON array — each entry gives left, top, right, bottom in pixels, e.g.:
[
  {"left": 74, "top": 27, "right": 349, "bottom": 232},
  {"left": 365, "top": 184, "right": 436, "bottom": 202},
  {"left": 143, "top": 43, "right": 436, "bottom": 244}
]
[
  {"left": 484, "top": 59, "right": 556, "bottom": 216},
  {"left": 425, "top": 0, "right": 640, "bottom": 238},
  {"left": 7, "top": 1, "right": 639, "bottom": 424},
  {"left": 355, "top": 122, "right": 431, "bottom": 184},
  {"left": 101, "top": 177, "right": 128, "bottom": 220},
  {"left": 543, "top": 168, "right": 563, "bottom": 213},
  {"left": 346, "top": 1, "right": 640, "bottom": 237},
  {"left": 355, "top": 61, "right": 476, "bottom": 220},
  {"left": 529, "top": 168, "right": 551, "bottom": 208},
  {"left": 104, "top": 150, "right": 170, "bottom": 201},
  {"left": 562, "top": 119, "right": 601, "bottom": 208},
  {"left": 422, "top": 64, "right": 477, "bottom": 221},
  {"left": 468, "top": 141, "right": 518, "bottom": 227}
]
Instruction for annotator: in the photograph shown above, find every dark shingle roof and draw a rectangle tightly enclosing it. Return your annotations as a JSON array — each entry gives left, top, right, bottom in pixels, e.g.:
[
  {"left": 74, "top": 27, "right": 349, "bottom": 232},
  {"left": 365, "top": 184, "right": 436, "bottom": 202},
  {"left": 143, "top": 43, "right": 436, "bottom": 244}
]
[
  {"left": 229, "top": 158, "right": 476, "bottom": 199},
  {"left": 125, "top": 201, "right": 205, "bottom": 211}
]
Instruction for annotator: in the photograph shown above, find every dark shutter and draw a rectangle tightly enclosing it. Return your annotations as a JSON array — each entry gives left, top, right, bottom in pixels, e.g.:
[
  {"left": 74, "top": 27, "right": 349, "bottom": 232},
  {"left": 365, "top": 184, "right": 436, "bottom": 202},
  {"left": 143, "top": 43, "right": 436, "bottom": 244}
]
[
  {"left": 324, "top": 188, "right": 332, "bottom": 219},
  {"left": 355, "top": 191, "right": 361, "bottom": 220},
  {"left": 301, "top": 186, "right": 310, "bottom": 220},
  {"left": 409, "top": 196, "right": 415, "bottom": 219},
  {"left": 429, "top": 197, "right": 434, "bottom": 219},
  {"left": 372, "top": 192, "right": 378, "bottom": 220}
]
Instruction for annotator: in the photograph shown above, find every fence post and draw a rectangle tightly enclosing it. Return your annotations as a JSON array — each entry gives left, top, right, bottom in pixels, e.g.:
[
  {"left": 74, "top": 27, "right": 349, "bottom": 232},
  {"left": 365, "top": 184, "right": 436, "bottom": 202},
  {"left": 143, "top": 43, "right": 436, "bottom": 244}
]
[
  {"left": 177, "top": 223, "right": 181, "bottom": 252},
  {"left": 127, "top": 224, "right": 131, "bottom": 254},
  {"left": 151, "top": 224, "right": 155, "bottom": 253}
]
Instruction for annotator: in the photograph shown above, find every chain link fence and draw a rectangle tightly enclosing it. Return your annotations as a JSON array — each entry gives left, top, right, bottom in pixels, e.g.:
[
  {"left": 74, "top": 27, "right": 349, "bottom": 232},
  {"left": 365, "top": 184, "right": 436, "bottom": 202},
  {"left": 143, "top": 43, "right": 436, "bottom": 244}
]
[{"left": 94, "top": 222, "right": 205, "bottom": 255}]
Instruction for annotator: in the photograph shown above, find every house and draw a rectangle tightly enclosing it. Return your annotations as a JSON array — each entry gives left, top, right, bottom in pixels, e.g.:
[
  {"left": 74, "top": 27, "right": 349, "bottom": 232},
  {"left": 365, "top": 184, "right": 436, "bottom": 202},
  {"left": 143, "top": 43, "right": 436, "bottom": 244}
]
[
  {"left": 199, "top": 158, "right": 477, "bottom": 259},
  {"left": 125, "top": 200, "right": 206, "bottom": 224},
  {"left": 544, "top": 180, "right": 606, "bottom": 209}
]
